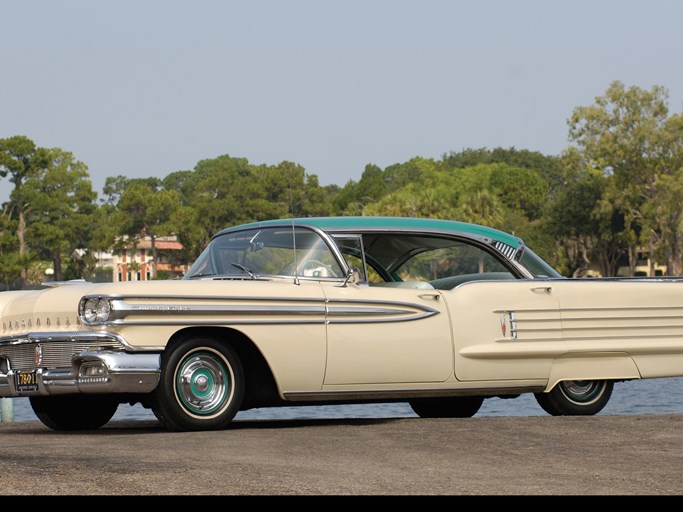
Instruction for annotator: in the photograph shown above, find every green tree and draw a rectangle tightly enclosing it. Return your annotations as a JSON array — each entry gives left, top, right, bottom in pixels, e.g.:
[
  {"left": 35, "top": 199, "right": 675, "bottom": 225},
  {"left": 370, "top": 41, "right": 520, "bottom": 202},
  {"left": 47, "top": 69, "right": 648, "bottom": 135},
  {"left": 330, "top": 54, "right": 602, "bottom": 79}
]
[
  {"left": 113, "top": 180, "right": 181, "bottom": 279},
  {"left": 364, "top": 184, "right": 457, "bottom": 219},
  {"left": 0, "top": 136, "right": 49, "bottom": 286},
  {"left": 87, "top": 202, "right": 121, "bottom": 256},
  {"left": 164, "top": 156, "right": 331, "bottom": 261},
  {"left": 444, "top": 147, "right": 563, "bottom": 194},
  {"left": 448, "top": 162, "right": 547, "bottom": 222},
  {"left": 22, "top": 148, "right": 97, "bottom": 280},
  {"left": 332, "top": 158, "right": 446, "bottom": 215},
  {"left": 489, "top": 165, "right": 548, "bottom": 220},
  {"left": 455, "top": 190, "right": 504, "bottom": 229},
  {"left": 546, "top": 168, "right": 626, "bottom": 277},
  {"left": 162, "top": 170, "right": 197, "bottom": 204},
  {"left": 331, "top": 163, "right": 388, "bottom": 215},
  {"left": 568, "top": 81, "right": 683, "bottom": 275},
  {"left": 0, "top": 204, "right": 20, "bottom": 290},
  {"left": 640, "top": 168, "right": 683, "bottom": 275}
]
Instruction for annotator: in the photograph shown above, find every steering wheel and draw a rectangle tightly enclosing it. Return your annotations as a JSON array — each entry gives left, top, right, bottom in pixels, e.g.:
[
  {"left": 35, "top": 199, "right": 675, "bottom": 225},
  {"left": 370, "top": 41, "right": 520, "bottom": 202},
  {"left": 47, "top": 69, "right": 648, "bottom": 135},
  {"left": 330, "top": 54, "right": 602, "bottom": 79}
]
[{"left": 297, "top": 259, "right": 338, "bottom": 277}]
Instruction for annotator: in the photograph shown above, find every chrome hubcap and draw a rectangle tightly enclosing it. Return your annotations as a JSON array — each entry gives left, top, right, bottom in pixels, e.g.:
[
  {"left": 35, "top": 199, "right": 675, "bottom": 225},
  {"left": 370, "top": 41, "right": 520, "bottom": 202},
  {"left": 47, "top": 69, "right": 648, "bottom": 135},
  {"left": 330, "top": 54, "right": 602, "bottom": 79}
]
[
  {"left": 560, "top": 380, "right": 603, "bottom": 404},
  {"left": 194, "top": 374, "right": 209, "bottom": 392},
  {"left": 176, "top": 350, "right": 231, "bottom": 416}
]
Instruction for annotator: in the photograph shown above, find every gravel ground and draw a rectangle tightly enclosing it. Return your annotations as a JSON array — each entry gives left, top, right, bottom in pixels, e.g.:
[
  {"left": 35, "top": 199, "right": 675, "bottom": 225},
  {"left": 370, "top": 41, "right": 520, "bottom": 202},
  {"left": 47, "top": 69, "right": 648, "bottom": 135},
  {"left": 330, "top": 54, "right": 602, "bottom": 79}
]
[{"left": 1, "top": 414, "right": 682, "bottom": 495}]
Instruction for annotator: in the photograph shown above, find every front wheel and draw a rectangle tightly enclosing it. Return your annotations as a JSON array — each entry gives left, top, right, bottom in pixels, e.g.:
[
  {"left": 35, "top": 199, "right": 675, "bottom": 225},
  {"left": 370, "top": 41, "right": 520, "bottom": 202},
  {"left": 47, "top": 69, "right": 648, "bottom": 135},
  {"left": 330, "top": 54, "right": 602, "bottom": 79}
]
[
  {"left": 152, "top": 337, "right": 244, "bottom": 431},
  {"left": 409, "top": 396, "right": 484, "bottom": 418},
  {"left": 535, "top": 380, "right": 613, "bottom": 416},
  {"left": 30, "top": 395, "right": 119, "bottom": 430}
]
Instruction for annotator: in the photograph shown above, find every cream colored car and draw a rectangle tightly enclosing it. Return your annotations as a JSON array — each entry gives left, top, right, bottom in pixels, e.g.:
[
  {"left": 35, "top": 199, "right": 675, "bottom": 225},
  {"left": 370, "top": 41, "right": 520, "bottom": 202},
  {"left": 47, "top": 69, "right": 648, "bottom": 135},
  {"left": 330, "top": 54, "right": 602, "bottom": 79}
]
[{"left": 1, "top": 216, "right": 682, "bottom": 431}]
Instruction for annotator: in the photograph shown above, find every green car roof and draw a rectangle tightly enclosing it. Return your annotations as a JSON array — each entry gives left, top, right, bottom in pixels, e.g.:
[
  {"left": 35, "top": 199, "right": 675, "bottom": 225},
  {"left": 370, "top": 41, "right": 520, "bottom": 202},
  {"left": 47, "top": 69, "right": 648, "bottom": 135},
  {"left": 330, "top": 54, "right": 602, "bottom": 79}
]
[{"left": 220, "top": 216, "right": 521, "bottom": 249}]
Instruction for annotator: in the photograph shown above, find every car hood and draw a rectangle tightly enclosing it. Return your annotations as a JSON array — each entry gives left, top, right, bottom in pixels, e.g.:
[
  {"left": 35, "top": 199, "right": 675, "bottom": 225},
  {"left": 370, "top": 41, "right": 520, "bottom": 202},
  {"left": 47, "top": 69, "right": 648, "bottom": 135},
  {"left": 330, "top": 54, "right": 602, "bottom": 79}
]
[
  {"left": 0, "top": 282, "right": 103, "bottom": 337},
  {"left": 0, "top": 278, "right": 315, "bottom": 339}
]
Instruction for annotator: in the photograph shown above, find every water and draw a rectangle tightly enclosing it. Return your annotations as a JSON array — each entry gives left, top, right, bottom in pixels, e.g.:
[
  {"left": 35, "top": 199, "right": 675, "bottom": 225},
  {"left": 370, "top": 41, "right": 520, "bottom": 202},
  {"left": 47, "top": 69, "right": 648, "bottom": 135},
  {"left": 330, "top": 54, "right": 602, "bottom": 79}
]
[{"left": 3, "top": 377, "right": 683, "bottom": 424}]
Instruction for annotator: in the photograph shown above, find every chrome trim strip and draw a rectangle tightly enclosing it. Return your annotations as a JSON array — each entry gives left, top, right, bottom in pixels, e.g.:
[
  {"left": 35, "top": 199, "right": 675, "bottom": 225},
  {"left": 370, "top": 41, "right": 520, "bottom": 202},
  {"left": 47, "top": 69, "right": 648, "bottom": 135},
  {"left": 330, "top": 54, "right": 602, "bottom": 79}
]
[
  {"left": 283, "top": 385, "right": 545, "bottom": 402},
  {"left": 80, "top": 295, "right": 439, "bottom": 326},
  {"left": 107, "top": 319, "right": 327, "bottom": 326},
  {"left": 302, "top": 224, "right": 353, "bottom": 276},
  {"left": 82, "top": 294, "right": 326, "bottom": 302},
  {"left": 0, "top": 331, "right": 126, "bottom": 346},
  {"left": 110, "top": 300, "right": 327, "bottom": 319},
  {"left": 326, "top": 307, "right": 437, "bottom": 324},
  {"left": 0, "top": 331, "right": 162, "bottom": 352},
  {"left": 296, "top": 224, "right": 494, "bottom": 245},
  {"left": 510, "top": 311, "right": 518, "bottom": 339}
]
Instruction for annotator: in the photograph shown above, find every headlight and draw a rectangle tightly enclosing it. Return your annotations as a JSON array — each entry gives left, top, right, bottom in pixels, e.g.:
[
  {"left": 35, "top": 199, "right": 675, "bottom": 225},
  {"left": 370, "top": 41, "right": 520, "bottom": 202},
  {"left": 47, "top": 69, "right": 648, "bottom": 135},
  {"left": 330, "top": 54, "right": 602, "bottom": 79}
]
[
  {"left": 95, "top": 299, "right": 111, "bottom": 321},
  {"left": 81, "top": 298, "right": 112, "bottom": 323}
]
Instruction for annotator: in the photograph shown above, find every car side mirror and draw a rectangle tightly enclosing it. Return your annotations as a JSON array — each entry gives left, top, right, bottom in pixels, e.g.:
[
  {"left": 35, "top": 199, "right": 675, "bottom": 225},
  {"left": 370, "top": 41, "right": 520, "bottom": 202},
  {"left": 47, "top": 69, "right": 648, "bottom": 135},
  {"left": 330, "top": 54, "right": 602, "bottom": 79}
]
[{"left": 339, "top": 266, "right": 362, "bottom": 287}]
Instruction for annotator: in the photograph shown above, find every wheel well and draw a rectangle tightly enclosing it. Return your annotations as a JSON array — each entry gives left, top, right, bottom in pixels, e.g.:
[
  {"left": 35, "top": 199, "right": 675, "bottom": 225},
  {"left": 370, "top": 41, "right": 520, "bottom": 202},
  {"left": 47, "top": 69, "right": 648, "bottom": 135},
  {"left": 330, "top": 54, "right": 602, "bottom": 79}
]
[{"left": 166, "top": 327, "right": 283, "bottom": 410}]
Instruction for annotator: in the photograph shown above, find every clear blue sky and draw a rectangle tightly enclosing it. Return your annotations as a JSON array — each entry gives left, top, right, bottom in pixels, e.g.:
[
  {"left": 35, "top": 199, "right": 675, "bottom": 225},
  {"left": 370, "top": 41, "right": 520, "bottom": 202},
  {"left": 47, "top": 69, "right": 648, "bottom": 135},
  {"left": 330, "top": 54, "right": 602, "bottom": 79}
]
[{"left": 2, "top": 0, "right": 682, "bottom": 201}]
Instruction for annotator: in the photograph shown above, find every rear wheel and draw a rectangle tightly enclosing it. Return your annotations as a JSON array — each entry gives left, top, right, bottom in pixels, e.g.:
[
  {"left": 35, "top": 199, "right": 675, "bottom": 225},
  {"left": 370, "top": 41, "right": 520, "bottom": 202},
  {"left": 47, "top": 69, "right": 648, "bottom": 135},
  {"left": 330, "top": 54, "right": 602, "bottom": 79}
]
[
  {"left": 152, "top": 337, "right": 244, "bottom": 431},
  {"left": 409, "top": 396, "right": 484, "bottom": 418},
  {"left": 535, "top": 380, "right": 613, "bottom": 416},
  {"left": 30, "top": 395, "right": 119, "bottom": 430}
]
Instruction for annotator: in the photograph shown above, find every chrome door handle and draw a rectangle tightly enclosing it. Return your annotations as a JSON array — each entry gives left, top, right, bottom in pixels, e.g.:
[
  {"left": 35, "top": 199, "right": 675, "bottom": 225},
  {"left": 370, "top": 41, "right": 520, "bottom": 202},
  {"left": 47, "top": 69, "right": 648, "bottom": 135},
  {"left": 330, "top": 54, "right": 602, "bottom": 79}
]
[
  {"left": 418, "top": 293, "right": 441, "bottom": 301},
  {"left": 531, "top": 287, "right": 552, "bottom": 294}
]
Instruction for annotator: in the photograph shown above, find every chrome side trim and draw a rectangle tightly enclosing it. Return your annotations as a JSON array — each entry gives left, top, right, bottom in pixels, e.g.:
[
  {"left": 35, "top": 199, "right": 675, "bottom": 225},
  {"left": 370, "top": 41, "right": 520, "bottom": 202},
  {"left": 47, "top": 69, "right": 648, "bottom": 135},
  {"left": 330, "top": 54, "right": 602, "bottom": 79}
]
[
  {"left": 81, "top": 293, "right": 326, "bottom": 303},
  {"left": 106, "top": 319, "right": 327, "bottom": 326},
  {"left": 325, "top": 299, "right": 438, "bottom": 324},
  {"left": 80, "top": 296, "right": 439, "bottom": 326},
  {"left": 283, "top": 385, "right": 545, "bottom": 402},
  {"left": 304, "top": 224, "right": 354, "bottom": 276},
  {"left": 109, "top": 301, "right": 326, "bottom": 322},
  {"left": 0, "top": 331, "right": 126, "bottom": 346}
]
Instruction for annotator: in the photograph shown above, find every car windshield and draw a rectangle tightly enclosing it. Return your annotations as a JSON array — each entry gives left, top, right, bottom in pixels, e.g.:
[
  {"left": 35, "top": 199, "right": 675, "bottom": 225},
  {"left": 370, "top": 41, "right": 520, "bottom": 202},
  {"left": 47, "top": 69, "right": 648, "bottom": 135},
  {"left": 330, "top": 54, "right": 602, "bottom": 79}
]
[{"left": 184, "top": 226, "right": 344, "bottom": 279}]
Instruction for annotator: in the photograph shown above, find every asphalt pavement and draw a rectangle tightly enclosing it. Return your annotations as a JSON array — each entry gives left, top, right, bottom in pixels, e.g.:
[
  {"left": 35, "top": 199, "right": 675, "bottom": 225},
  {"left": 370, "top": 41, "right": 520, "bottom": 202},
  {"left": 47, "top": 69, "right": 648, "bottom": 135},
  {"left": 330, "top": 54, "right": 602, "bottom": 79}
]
[{"left": 1, "top": 414, "right": 682, "bottom": 495}]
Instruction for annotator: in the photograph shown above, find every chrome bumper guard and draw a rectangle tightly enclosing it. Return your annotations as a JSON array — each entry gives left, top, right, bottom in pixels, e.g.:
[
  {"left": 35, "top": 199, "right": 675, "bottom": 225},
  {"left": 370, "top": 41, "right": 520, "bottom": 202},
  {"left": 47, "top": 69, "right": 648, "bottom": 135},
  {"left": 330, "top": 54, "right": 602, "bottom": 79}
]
[{"left": 0, "top": 351, "right": 161, "bottom": 397}]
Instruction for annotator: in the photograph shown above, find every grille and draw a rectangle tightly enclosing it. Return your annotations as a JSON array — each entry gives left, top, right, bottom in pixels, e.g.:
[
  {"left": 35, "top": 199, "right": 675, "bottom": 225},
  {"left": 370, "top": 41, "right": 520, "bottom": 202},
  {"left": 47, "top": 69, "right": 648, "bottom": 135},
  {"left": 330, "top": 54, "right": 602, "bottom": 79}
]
[{"left": 0, "top": 340, "right": 123, "bottom": 371}]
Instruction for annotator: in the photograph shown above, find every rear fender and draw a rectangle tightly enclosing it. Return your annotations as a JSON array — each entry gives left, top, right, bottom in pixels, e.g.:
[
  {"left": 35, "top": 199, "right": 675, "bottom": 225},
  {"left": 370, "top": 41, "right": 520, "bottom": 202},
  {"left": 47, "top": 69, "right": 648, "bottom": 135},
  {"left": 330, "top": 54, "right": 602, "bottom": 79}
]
[{"left": 545, "top": 352, "right": 640, "bottom": 392}]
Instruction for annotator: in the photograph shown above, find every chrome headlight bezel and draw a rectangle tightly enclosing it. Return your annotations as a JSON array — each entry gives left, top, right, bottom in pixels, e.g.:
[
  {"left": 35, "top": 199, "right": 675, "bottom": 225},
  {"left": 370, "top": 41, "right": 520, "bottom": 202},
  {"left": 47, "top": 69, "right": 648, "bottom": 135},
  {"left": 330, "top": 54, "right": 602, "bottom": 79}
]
[{"left": 80, "top": 297, "right": 113, "bottom": 324}]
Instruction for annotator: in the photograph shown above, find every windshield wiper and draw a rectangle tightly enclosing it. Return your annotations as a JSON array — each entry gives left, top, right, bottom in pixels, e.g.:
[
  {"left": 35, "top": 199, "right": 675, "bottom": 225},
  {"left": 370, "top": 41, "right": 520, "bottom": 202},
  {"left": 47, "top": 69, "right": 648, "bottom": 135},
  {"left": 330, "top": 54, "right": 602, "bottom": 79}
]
[{"left": 230, "top": 262, "right": 258, "bottom": 279}]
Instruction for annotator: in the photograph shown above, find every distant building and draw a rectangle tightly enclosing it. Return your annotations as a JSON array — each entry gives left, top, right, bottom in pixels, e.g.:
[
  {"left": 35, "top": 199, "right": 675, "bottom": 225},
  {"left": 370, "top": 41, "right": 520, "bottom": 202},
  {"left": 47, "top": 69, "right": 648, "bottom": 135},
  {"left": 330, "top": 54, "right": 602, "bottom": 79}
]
[
  {"left": 90, "top": 250, "right": 115, "bottom": 270},
  {"left": 620, "top": 250, "right": 667, "bottom": 277},
  {"left": 113, "top": 235, "right": 189, "bottom": 282}
]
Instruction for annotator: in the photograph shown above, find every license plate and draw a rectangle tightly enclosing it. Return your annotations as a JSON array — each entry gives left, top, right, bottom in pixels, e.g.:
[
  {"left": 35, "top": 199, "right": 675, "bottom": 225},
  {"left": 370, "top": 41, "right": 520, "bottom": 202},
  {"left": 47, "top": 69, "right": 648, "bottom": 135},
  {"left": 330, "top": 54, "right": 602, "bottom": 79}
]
[{"left": 15, "top": 370, "right": 39, "bottom": 392}]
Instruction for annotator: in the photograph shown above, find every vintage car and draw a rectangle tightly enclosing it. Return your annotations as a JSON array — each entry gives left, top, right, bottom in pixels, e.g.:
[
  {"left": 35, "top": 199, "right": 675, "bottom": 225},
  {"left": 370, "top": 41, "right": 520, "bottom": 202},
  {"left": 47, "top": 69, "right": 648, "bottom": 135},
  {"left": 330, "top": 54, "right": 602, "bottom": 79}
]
[{"left": 1, "top": 216, "right": 683, "bottom": 431}]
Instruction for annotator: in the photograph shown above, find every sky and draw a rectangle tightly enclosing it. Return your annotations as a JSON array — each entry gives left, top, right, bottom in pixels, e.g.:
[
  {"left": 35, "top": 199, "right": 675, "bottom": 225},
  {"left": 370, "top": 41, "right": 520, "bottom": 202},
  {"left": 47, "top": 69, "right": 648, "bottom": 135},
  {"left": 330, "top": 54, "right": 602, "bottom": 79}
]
[{"left": 2, "top": 0, "right": 682, "bottom": 202}]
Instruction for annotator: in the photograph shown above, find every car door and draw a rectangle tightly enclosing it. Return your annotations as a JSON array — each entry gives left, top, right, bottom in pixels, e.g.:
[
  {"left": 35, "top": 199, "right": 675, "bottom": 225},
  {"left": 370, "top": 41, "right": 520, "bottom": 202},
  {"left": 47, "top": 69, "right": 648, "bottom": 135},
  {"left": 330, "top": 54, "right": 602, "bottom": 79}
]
[
  {"left": 442, "top": 279, "right": 564, "bottom": 382},
  {"left": 321, "top": 282, "right": 453, "bottom": 385}
]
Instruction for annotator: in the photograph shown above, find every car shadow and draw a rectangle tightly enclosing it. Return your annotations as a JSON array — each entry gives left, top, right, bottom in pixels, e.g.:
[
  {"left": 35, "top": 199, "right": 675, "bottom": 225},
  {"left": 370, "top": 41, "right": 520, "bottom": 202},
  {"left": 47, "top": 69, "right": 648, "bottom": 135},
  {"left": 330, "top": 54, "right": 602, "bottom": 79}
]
[{"left": 0, "top": 416, "right": 411, "bottom": 436}]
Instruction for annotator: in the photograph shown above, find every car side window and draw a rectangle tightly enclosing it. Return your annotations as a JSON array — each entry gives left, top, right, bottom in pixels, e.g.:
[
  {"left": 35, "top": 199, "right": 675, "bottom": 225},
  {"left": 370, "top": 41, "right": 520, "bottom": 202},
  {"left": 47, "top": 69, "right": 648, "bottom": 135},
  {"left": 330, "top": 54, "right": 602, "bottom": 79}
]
[
  {"left": 399, "top": 243, "right": 513, "bottom": 289},
  {"left": 357, "top": 233, "right": 514, "bottom": 290},
  {"left": 399, "top": 243, "right": 508, "bottom": 279}
]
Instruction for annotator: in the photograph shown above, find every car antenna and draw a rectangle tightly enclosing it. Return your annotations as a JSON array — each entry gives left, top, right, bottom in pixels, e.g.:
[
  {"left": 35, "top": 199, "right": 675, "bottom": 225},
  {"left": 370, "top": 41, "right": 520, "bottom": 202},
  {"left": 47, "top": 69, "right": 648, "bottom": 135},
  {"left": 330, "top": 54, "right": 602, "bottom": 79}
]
[{"left": 289, "top": 166, "right": 300, "bottom": 285}]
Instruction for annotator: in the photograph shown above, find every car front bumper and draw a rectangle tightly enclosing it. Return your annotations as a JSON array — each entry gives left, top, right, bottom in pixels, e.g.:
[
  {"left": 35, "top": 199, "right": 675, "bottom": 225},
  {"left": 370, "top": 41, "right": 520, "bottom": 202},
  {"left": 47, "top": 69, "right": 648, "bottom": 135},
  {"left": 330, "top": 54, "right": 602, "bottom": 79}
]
[{"left": 0, "top": 351, "right": 161, "bottom": 397}]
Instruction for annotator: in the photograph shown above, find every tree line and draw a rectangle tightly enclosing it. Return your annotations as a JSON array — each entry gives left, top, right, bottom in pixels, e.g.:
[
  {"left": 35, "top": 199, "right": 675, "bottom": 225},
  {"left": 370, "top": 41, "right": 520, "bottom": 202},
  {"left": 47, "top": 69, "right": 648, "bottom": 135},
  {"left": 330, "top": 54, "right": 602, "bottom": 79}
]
[{"left": 2, "top": 81, "right": 683, "bottom": 289}]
